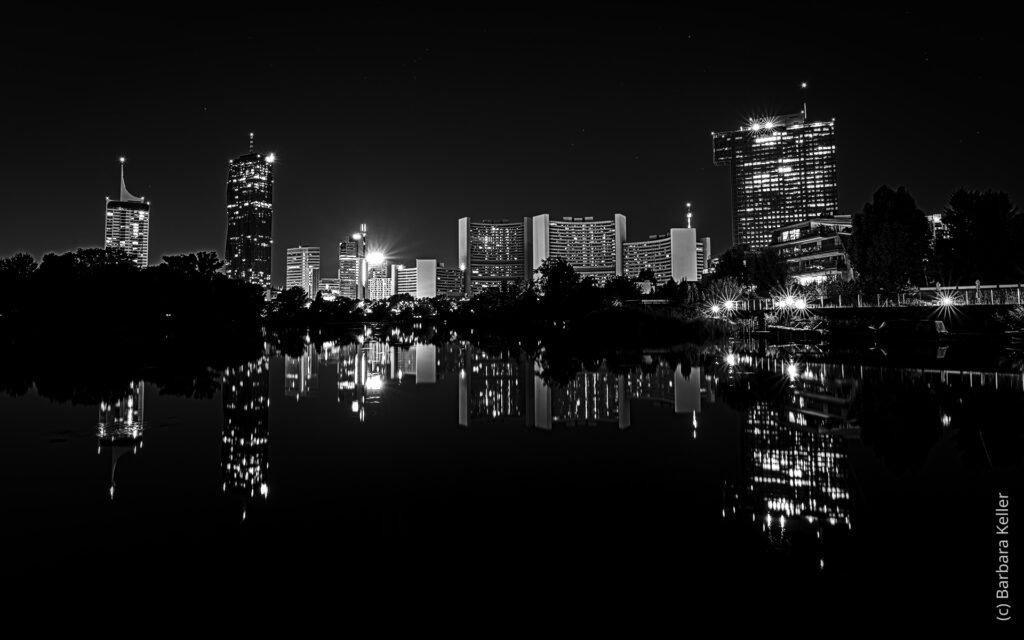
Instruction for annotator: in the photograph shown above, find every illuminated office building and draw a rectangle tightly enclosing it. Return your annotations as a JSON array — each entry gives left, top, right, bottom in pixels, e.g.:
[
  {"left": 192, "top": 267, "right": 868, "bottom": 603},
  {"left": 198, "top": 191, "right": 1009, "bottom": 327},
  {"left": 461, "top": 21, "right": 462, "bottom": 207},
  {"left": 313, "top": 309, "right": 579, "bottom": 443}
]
[
  {"left": 225, "top": 134, "right": 275, "bottom": 288},
  {"left": 221, "top": 357, "right": 270, "bottom": 506},
  {"left": 532, "top": 214, "right": 626, "bottom": 284},
  {"left": 622, "top": 228, "right": 697, "bottom": 284},
  {"left": 391, "top": 260, "right": 464, "bottom": 298},
  {"left": 457, "top": 217, "right": 532, "bottom": 295},
  {"left": 696, "top": 237, "right": 711, "bottom": 278},
  {"left": 713, "top": 112, "right": 838, "bottom": 250},
  {"left": 319, "top": 277, "right": 341, "bottom": 296},
  {"left": 338, "top": 224, "right": 368, "bottom": 299},
  {"left": 768, "top": 215, "right": 854, "bottom": 285},
  {"left": 365, "top": 258, "right": 391, "bottom": 300},
  {"left": 285, "top": 245, "right": 320, "bottom": 298},
  {"left": 104, "top": 158, "right": 150, "bottom": 268}
]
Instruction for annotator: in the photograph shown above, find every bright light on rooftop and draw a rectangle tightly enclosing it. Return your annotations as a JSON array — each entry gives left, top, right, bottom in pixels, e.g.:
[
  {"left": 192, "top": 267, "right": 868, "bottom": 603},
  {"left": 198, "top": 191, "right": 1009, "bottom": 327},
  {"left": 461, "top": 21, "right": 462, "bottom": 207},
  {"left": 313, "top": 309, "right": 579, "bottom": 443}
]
[{"left": 367, "top": 251, "right": 385, "bottom": 265}]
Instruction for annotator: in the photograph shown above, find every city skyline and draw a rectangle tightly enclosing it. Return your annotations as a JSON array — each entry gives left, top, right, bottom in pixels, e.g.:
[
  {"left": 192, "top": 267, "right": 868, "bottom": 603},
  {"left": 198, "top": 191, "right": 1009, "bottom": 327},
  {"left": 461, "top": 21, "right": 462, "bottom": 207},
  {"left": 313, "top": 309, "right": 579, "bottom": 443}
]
[{"left": 3, "top": 9, "right": 1020, "bottom": 290}]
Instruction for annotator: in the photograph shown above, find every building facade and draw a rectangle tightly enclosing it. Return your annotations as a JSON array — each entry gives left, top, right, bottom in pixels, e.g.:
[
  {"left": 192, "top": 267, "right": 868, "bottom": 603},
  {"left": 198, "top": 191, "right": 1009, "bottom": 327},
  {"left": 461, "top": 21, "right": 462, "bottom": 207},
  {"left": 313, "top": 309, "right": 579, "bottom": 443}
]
[
  {"left": 622, "top": 228, "right": 698, "bottom": 284},
  {"left": 104, "top": 159, "right": 150, "bottom": 268},
  {"left": 696, "top": 236, "right": 711, "bottom": 279},
  {"left": 532, "top": 214, "right": 626, "bottom": 284},
  {"left": 225, "top": 135, "right": 274, "bottom": 289},
  {"left": 713, "top": 112, "right": 838, "bottom": 250},
  {"left": 285, "top": 246, "right": 321, "bottom": 298},
  {"left": 768, "top": 215, "right": 854, "bottom": 285},
  {"left": 338, "top": 224, "right": 368, "bottom": 299},
  {"left": 392, "top": 259, "right": 464, "bottom": 298},
  {"left": 457, "top": 217, "right": 532, "bottom": 295}
]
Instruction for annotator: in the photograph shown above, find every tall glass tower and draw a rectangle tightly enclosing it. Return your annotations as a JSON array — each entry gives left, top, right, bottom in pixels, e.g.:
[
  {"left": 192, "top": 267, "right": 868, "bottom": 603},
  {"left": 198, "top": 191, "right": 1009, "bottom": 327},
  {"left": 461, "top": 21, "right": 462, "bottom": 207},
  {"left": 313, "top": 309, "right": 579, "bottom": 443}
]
[
  {"left": 225, "top": 133, "right": 275, "bottom": 289},
  {"left": 104, "top": 158, "right": 150, "bottom": 268},
  {"left": 712, "top": 112, "right": 838, "bottom": 250}
]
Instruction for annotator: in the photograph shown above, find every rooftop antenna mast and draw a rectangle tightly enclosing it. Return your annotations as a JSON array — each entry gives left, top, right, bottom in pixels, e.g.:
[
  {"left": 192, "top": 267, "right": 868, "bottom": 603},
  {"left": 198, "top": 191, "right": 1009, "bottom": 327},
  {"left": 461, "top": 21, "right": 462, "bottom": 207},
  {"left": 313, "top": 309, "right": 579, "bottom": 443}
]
[
  {"left": 801, "top": 82, "right": 808, "bottom": 120},
  {"left": 249, "top": 132, "right": 255, "bottom": 153},
  {"left": 686, "top": 202, "right": 693, "bottom": 229}
]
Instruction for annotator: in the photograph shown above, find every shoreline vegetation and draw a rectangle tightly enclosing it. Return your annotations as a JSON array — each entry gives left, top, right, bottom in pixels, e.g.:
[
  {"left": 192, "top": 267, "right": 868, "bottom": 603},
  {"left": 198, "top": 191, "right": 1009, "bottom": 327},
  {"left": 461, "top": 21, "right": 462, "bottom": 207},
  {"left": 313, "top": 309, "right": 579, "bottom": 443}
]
[{"left": 2, "top": 248, "right": 1023, "bottom": 405}]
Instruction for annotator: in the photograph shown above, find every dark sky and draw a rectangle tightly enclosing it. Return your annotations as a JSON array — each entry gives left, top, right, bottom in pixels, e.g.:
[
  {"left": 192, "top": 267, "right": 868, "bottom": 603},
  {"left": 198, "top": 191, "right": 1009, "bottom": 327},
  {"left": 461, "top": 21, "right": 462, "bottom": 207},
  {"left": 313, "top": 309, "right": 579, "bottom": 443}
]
[{"left": 2, "top": 7, "right": 1020, "bottom": 287}]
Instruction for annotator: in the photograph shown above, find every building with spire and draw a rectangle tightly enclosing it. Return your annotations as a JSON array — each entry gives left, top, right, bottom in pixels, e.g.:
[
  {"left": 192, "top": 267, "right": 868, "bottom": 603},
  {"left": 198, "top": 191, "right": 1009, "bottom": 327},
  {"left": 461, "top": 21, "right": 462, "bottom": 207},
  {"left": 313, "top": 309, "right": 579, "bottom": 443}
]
[
  {"left": 712, "top": 111, "right": 838, "bottom": 251},
  {"left": 104, "top": 158, "right": 150, "bottom": 268},
  {"left": 225, "top": 133, "right": 275, "bottom": 289}
]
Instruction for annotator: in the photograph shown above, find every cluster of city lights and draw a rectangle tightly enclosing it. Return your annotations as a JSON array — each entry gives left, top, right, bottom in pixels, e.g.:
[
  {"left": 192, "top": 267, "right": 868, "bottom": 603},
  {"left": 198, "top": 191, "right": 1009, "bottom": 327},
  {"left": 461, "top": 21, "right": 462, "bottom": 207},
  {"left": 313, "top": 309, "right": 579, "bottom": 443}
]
[
  {"left": 775, "top": 295, "right": 808, "bottom": 311},
  {"left": 708, "top": 299, "right": 738, "bottom": 317}
]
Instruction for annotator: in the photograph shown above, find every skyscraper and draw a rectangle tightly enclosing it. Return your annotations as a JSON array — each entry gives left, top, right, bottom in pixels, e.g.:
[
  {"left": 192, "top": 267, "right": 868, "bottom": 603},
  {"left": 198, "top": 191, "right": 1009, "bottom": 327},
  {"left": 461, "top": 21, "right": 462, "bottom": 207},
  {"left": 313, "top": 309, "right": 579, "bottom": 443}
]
[
  {"left": 285, "top": 245, "right": 321, "bottom": 298},
  {"left": 104, "top": 158, "right": 150, "bottom": 268},
  {"left": 532, "top": 214, "right": 626, "bottom": 284},
  {"left": 457, "top": 217, "right": 532, "bottom": 295},
  {"left": 225, "top": 134, "right": 275, "bottom": 289},
  {"left": 338, "top": 224, "right": 367, "bottom": 299},
  {"left": 712, "top": 112, "right": 838, "bottom": 250}
]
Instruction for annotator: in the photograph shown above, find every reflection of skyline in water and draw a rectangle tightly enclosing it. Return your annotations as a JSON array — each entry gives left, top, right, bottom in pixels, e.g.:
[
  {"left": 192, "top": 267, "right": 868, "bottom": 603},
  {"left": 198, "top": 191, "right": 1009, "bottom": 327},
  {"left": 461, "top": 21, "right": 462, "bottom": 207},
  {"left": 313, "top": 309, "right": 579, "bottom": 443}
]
[
  {"left": 222, "top": 356, "right": 271, "bottom": 519},
  {"left": 97, "top": 381, "right": 144, "bottom": 500}
]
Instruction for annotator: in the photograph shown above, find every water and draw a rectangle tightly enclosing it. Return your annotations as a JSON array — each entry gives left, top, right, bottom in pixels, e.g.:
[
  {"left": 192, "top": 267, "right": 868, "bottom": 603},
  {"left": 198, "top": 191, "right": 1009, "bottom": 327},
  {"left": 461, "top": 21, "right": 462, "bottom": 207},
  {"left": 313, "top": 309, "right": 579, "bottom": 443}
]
[{"left": 2, "top": 331, "right": 1021, "bottom": 627}]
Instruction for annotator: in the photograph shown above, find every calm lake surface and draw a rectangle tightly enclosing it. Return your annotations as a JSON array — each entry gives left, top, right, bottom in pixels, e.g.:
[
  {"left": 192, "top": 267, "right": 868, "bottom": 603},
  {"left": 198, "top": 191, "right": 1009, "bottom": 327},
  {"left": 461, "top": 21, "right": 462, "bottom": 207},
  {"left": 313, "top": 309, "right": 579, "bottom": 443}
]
[{"left": 2, "top": 331, "right": 1021, "bottom": 626}]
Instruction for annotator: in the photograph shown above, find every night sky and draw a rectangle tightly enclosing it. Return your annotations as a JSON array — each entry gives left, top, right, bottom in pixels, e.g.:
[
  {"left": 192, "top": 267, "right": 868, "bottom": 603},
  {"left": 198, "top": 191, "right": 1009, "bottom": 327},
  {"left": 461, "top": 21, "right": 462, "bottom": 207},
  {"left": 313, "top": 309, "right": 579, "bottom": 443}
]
[{"left": 3, "top": 7, "right": 1020, "bottom": 287}]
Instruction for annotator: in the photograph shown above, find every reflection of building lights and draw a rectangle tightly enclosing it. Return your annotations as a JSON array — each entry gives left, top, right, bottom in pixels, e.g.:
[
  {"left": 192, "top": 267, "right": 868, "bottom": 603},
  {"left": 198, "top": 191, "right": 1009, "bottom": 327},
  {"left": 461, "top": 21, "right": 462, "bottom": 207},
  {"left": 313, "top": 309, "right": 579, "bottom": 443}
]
[
  {"left": 366, "top": 374, "right": 383, "bottom": 391},
  {"left": 351, "top": 401, "right": 360, "bottom": 413},
  {"left": 726, "top": 353, "right": 737, "bottom": 366},
  {"left": 786, "top": 363, "right": 798, "bottom": 379}
]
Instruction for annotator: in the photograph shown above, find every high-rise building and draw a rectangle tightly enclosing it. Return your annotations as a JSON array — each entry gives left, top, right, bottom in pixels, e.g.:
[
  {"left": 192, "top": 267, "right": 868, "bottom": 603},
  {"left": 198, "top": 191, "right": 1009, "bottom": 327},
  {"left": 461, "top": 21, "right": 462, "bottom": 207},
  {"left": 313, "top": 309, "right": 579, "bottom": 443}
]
[
  {"left": 225, "top": 134, "right": 275, "bottom": 289},
  {"left": 532, "top": 214, "right": 626, "bottom": 284},
  {"left": 713, "top": 112, "right": 838, "bottom": 250},
  {"left": 338, "top": 224, "right": 368, "bottom": 299},
  {"left": 104, "top": 158, "right": 150, "bottom": 268},
  {"left": 285, "top": 245, "right": 321, "bottom": 298},
  {"left": 622, "top": 228, "right": 698, "bottom": 284},
  {"left": 457, "top": 217, "right": 532, "bottom": 295},
  {"left": 696, "top": 236, "right": 711, "bottom": 279},
  {"left": 391, "top": 259, "right": 464, "bottom": 298}
]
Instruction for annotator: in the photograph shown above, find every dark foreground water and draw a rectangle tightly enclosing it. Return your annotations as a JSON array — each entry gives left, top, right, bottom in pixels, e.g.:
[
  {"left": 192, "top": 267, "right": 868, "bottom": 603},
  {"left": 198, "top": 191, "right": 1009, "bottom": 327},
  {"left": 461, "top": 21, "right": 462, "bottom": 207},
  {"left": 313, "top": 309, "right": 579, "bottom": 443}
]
[{"left": 2, "top": 333, "right": 1021, "bottom": 629}]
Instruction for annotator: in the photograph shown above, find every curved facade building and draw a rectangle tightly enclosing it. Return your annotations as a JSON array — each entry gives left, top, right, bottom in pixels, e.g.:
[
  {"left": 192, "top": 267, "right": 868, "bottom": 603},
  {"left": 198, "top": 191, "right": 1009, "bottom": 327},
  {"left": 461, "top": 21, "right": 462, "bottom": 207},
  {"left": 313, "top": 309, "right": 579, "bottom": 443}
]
[{"left": 532, "top": 214, "right": 626, "bottom": 284}]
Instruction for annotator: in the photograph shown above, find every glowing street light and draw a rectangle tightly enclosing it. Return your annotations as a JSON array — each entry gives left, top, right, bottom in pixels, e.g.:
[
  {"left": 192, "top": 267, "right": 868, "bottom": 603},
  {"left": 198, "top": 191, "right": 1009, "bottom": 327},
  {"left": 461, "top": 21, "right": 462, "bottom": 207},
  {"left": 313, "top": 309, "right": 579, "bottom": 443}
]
[
  {"left": 723, "top": 299, "right": 737, "bottom": 311},
  {"left": 940, "top": 295, "right": 955, "bottom": 307},
  {"left": 710, "top": 304, "right": 721, "bottom": 315},
  {"left": 794, "top": 298, "right": 807, "bottom": 310}
]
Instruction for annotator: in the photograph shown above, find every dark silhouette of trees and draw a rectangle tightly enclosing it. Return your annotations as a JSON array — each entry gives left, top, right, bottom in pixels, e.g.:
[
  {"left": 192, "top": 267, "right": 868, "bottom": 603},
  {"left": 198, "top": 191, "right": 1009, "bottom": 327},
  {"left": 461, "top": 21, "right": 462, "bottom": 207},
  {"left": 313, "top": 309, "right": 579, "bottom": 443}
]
[
  {"left": 851, "top": 185, "right": 932, "bottom": 293},
  {"left": 936, "top": 189, "right": 1023, "bottom": 283},
  {"left": 704, "top": 244, "right": 788, "bottom": 295}
]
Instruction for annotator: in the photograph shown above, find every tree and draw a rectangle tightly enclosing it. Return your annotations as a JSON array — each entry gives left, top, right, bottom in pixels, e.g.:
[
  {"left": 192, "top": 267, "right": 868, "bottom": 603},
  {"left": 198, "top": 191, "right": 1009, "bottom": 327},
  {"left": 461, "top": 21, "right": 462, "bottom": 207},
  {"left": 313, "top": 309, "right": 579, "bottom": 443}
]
[
  {"left": 637, "top": 268, "right": 657, "bottom": 289},
  {"left": 936, "top": 189, "right": 1023, "bottom": 283},
  {"left": 0, "top": 253, "right": 37, "bottom": 280},
  {"left": 710, "top": 245, "right": 749, "bottom": 283},
  {"left": 535, "top": 257, "right": 580, "bottom": 298},
  {"left": 747, "top": 248, "right": 788, "bottom": 296},
  {"left": 602, "top": 275, "right": 640, "bottom": 303},
  {"left": 850, "top": 185, "right": 932, "bottom": 293}
]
